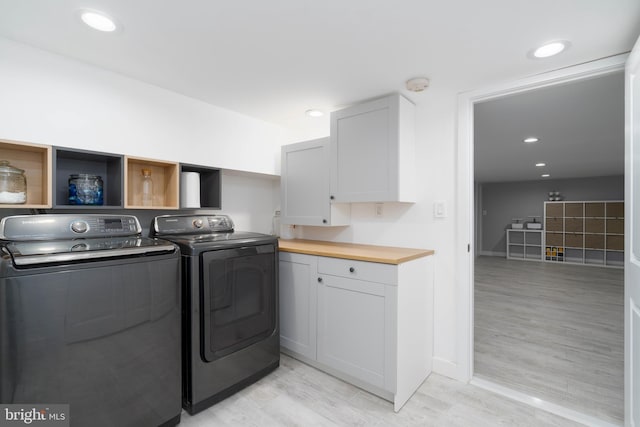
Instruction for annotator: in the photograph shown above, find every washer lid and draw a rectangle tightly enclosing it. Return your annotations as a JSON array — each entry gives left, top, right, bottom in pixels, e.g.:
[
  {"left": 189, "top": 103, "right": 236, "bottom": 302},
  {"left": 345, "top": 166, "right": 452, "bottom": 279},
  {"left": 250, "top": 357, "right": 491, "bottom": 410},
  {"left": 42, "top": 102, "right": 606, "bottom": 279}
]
[{"left": 3, "top": 236, "right": 175, "bottom": 266}]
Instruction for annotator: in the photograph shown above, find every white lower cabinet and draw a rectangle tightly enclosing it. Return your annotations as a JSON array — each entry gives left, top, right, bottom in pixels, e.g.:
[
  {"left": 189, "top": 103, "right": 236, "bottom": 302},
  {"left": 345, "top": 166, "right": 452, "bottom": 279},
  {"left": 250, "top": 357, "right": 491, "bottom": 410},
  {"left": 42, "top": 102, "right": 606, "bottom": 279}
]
[
  {"left": 317, "top": 270, "right": 390, "bottom": 390},
  {"left": 279, "top": 252, "right": 317, "bottom": 360},
  {"left": 279, "top": 251, "right": 433, "bottom": 412}
]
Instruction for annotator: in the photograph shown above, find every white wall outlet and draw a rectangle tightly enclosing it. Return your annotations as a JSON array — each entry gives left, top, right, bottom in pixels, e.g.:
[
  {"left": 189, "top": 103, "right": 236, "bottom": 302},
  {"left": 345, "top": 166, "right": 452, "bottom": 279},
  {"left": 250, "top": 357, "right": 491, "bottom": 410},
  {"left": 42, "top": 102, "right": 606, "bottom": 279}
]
[
  {"left": 434, "top": 200, "right": 447, "bottom": 218},
  {"left": 375, "top": 203, "right": 384, "bottom": 217}
]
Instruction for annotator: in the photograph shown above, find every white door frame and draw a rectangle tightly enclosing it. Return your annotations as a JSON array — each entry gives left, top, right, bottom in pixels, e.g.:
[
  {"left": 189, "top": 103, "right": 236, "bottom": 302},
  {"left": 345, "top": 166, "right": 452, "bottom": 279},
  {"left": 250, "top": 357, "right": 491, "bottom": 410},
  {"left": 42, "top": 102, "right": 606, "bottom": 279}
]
[
  {"left": 624, "top": 36, "right": 640, "bottom": 427},
  {"left": 455, "top": 54, "right": 628, "bottom": 382}
]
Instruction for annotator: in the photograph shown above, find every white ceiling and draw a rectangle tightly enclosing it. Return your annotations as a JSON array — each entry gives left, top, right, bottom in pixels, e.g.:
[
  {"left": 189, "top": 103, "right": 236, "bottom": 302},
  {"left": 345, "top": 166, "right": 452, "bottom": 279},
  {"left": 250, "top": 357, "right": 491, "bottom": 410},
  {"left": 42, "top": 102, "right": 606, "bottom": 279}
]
[
  {"left": 0, "top": 1, "right": 639, "bottom": 154},
  {"left": 474, "top": 71, "right": 625, "bottom": 183}
]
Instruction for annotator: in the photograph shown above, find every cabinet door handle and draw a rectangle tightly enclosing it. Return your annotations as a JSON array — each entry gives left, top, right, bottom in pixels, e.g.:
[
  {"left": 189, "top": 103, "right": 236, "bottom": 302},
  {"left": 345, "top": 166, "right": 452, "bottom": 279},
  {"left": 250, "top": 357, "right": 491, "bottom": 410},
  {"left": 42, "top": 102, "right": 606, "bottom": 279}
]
[
  {"left": 322, "top": 219, "right": 327, "bottom": 224},
  {"left": 349, "top": 267, "right": 355, "bottom": 273},
  {"left": 317, "top": 277, "right": 323, "bottom": 283},
  {"left": 330, "top": 195, "right": 335, "bottom": 200}
]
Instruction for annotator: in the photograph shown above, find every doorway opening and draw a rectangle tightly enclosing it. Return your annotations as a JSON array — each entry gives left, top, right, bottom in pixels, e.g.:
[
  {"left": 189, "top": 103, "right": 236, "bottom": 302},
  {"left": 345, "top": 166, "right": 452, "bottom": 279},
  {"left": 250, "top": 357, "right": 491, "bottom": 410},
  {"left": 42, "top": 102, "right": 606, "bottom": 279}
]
[{"left": 456, "top": 55, "right": 627, "bottom": 426}]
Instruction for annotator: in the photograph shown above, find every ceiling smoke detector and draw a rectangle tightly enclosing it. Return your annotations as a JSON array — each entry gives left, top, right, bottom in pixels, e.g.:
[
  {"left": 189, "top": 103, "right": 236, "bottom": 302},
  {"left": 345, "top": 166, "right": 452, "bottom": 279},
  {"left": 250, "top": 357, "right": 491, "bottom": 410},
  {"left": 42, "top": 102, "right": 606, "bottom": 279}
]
[{"left": 406, "top": 77, "right": 430, "bottom": 92}]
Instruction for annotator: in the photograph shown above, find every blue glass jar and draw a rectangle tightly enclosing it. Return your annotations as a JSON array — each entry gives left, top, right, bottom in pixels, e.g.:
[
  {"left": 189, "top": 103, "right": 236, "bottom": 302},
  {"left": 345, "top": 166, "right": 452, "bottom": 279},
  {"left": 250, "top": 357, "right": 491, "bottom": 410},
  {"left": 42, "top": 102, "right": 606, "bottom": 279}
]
[{"left": 69, "top": 174, "right": 103, "bottom": 205}]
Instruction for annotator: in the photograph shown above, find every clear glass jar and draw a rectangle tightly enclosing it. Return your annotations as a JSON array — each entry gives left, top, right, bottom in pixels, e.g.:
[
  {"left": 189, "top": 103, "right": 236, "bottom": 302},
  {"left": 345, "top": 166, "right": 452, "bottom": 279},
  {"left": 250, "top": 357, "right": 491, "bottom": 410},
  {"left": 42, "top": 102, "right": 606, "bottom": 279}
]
[
  {"left": 0, "top": 160, "right": 27, "bottom": 204},
  {"left": 69, "top": 174, "right": 104, "bottom": 205}
]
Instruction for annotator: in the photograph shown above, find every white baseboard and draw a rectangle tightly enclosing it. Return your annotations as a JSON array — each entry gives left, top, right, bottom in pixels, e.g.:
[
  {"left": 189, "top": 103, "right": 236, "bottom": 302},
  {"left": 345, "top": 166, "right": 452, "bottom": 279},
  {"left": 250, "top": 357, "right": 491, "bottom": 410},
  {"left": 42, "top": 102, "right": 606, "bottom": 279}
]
[
  {"left": 478, "top": 250, "right": 506, "bottom": 257},
  {"left": 432, "top": 357, "right": 459, "bottom": 380}
]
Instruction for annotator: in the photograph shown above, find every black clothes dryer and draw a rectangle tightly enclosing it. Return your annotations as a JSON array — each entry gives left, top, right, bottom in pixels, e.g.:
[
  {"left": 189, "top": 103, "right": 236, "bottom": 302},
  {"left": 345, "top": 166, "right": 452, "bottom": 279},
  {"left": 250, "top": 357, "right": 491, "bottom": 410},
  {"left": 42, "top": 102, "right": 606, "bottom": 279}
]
[{"left": 151, "top": 214, "right": 279, "bottom": 415}]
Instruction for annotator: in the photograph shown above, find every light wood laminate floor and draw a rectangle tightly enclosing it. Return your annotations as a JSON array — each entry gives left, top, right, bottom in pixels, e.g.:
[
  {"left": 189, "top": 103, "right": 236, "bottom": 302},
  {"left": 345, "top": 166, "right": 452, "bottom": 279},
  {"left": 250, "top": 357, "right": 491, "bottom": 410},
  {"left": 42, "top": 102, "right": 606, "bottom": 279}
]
[
  {"left": 474, "top": 256, "right": 624, "bottom": 424},
  {"left": 179, "top": 354, "right": 584, "bottom": 426}
]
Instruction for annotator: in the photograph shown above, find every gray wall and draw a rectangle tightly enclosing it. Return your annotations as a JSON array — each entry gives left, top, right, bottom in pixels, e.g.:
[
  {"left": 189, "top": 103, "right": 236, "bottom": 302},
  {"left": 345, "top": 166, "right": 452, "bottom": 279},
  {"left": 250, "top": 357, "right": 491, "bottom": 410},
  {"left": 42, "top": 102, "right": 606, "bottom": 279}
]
[{"left": 478, "top": 175, "right": 624, "bottom": 254}]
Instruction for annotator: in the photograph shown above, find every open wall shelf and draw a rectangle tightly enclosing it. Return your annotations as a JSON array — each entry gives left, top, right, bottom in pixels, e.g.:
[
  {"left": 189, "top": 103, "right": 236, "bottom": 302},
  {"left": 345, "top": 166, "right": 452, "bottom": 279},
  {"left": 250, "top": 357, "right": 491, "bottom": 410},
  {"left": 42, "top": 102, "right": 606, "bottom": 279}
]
[
  {"left": 0, "top": 139, "right": 229, "bottom": 211},
  {"left": 125, "top": 156, "right": 179, "bottom": 209},
  {"left": 53, "top": 147, "right": 123, "bottom": 208},
  {"left": 0, "top": 139, "right": 51, "bottom": 208},
  {"left": 180, "top": 163, "right": 221, "bottom": 209}
]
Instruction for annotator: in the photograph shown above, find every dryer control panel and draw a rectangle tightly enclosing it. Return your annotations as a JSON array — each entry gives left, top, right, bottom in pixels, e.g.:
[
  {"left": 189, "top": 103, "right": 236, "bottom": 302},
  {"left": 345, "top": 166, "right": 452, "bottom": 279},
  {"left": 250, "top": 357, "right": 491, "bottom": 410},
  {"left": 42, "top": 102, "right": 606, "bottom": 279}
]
[{"left": 152, "top": 214, "right": 235, "bottom": 235}]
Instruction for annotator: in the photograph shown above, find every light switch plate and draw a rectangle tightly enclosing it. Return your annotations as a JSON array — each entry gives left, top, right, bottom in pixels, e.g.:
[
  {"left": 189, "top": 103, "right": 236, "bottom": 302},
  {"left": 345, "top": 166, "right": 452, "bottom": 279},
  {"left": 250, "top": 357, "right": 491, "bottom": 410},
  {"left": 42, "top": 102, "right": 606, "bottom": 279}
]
[{"left": 434, "top": 200, "right": 447, "bottom": 218}]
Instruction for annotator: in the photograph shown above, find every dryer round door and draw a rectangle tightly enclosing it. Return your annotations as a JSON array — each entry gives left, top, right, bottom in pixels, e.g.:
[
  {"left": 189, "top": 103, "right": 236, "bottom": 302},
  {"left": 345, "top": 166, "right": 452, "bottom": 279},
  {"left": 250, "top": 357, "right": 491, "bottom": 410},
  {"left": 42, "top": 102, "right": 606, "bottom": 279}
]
[{"left": 200, "top": 244, "right": 277, "bottom": 361}]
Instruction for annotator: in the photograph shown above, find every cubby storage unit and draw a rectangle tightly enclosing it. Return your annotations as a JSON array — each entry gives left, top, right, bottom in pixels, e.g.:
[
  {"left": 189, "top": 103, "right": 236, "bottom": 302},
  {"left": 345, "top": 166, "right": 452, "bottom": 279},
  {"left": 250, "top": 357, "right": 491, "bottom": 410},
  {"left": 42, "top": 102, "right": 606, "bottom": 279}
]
[
  {"left": 125, "top": 156, "right": 179, "bottom": 209},
  {"left": 506, "top": 229, "right": 543, "bottom": 261},
  {"left": 179, "top": 163, "right": 221, "bottom": 209},
  {"left": 0, "top": 140, "right": 227, "bottom": 211},
  {"left": 53, "top": 147, "right": 123, "bottom": 208},
  {"left": 545, "top": 246, "right": 565, "bottom": 262},
  {"left": 0, "top": 139, "right": 51, "bottom": 208},
  {"left": 544, "top": 201, "right": 624, "bottom": 267}
]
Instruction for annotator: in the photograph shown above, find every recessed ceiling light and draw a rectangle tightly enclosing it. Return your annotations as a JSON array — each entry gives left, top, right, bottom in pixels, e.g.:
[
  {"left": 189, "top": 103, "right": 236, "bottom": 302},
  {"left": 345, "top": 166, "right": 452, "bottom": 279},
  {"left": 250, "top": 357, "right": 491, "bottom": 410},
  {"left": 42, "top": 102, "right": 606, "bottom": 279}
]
[
  {"left": 531, "top": 41, "right": 569, "bottom": 59},
  {"left": 541, "top": 174, "right": 550, "bottom": 178},
  {"left": 79, "top": 10, "right": 118, "bottom": 32},
  {"left": 523, "top": 137, "right": 540, "bottom": 143},
  {"left": 305, "top": 109, "right": 324, "bottom": 118},
  {"left": 535, "top": 162, "right": 546, "bottom": 167}
]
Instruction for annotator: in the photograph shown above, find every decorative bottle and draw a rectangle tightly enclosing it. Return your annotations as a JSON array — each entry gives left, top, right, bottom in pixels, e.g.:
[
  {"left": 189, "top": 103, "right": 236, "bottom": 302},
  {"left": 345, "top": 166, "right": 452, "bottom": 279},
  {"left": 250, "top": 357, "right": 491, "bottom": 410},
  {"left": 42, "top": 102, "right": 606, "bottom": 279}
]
[
  {"left": 271, "top": 210, "right": 281, "bottom": 236},
  {"left": 141, "top": 168, "right": 153, "bottom": 206}
]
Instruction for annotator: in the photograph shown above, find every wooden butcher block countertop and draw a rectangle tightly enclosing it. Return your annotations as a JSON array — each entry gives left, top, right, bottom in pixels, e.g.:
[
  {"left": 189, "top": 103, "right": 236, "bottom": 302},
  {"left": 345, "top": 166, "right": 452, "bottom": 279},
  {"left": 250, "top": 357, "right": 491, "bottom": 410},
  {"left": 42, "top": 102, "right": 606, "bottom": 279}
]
[{"left": 278, "top": 239, "right": 434, "bottom": 265}]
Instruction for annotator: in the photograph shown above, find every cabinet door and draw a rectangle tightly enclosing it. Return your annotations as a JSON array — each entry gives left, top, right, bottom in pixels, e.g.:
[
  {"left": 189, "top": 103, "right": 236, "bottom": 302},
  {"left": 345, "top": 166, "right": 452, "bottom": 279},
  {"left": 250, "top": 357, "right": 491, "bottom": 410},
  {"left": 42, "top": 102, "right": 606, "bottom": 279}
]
[
  {"left": 281, "top": 139, "right": 350, "bottom": 226},
  {"left": 281, "top": 139, "right": 330, "bottom": 226},
  {"left": 330, "top": 94, "right": 415, "bottom": 203},
  {"left": 317, "top": 274, "right": 388, "bottom": 389},
  {"left": 278, "top": 253, "right": 317, "bottom": 360}
]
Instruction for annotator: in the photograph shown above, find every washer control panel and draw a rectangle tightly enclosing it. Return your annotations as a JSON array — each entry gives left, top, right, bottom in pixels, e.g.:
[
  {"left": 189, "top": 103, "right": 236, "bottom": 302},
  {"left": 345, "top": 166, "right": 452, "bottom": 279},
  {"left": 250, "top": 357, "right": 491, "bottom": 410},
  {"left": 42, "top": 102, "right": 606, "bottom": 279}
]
[
  {"left": 69, "top": 216, "right": 140, "bottom": 236},
  {"left": 0, "top": 214, "right": 142, "bottom": 241}
]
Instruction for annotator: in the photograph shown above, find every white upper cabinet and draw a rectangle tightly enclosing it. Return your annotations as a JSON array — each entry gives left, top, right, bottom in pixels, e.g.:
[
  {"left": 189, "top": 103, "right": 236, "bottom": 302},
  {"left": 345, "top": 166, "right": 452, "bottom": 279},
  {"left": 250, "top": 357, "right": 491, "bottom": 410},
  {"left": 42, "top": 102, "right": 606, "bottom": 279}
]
[
  {"left": 280, "top": 138, "right": 350, "bottom": 226},
  {"left": 330, "top": 93, "right": 416, "bottom": 203}
]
